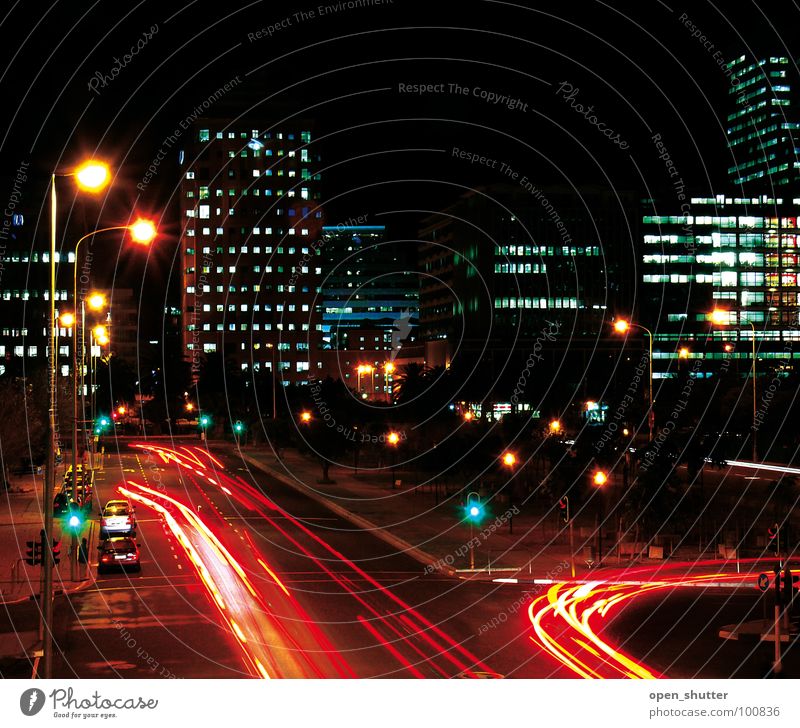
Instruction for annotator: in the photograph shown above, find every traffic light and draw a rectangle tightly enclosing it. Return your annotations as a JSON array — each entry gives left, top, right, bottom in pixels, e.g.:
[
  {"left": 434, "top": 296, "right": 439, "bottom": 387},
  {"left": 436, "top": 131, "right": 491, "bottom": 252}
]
[
  {"left": 233, "top": 421, "right": 244, "bottom": 434},
  {"left": 67, "top": 512, "right": 82, "bottom": 530},
  {"left": 199, "top": 414, "right": 211, "bottom": 428},
  {"left": 767, "top": 523, "right": 781, "bottom": 553},
  {"left": 464, "top": 496, "right": 484, "bottom": 523},
  {"left": 25, "top": 539, "right": 42, "bottom": 566},
  {"left": 51, "top": 539, "right": 61, "bottom": 565},
  {"left": 95, "top": 415, "right": 111, "bottom": 435},
  {"left": 558, "top": 496, "right": 570, "bottom": 523}
]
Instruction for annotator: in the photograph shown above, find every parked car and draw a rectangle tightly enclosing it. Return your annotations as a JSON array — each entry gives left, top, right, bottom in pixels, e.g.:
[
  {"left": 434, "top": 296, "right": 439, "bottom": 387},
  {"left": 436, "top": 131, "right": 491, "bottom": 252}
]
[
  {"left": 97, "top": 537, "right": 140, "bottom": 573},
  {"left": 53, "top": 491, "right": 70, "bottom": 516},
  {"left": 100, "top": 499, "right": 136, "bottom": 537}
]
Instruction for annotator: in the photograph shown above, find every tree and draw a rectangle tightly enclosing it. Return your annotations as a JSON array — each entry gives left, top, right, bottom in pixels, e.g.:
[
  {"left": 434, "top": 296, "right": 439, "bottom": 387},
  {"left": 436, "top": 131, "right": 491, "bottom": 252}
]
[{"left": 0, "top": 375, "right": 47, "bottom": 486}]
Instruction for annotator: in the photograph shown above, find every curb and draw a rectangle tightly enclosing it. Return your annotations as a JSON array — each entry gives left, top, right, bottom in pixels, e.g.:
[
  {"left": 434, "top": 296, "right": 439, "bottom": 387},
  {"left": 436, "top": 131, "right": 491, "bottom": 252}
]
[{"left": 235, "top": 450, "right": 456, "bottom": 576}]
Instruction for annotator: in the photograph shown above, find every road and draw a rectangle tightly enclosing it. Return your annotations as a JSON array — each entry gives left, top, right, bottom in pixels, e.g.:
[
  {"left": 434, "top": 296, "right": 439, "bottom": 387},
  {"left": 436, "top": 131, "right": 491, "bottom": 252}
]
[
  {"left": 46, "top": 440, "right": 569, "bottom": 678},
  {"left": 9, "top": 440, "right": 790, "bottom": 679}
]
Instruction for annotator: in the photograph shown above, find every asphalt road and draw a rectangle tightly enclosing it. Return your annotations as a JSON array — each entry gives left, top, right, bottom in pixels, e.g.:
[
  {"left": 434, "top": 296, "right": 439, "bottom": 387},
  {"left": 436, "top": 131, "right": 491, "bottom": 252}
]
[
  {"left": 8, "top": 439, "right": 792, "bottom": 679},
  {"left": 43, "top": 440, "right": 573, "bottom": 678}
]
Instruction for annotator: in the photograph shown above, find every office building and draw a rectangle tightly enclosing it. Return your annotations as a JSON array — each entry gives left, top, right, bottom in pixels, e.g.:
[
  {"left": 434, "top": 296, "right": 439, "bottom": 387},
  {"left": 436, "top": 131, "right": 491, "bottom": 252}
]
[
  {"left": 179, "top": 120, "right": 324, "bottom": 384},
  {"left": 319, "top": 224, "right": 418, "bottom": 350},
  {"left": 726, "top": 54, "right": 800, "bottom": 188},
  {"left": 641, "top": 194, "right": 800, "bottom": 377}
]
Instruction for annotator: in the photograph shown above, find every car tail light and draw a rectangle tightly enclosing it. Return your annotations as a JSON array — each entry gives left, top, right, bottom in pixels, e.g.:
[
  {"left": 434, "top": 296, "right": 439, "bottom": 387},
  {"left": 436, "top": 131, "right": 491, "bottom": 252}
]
[
  {"left": 101, "top": 518, "right": 108, "bottom": 528},
  {"left": 125, "top": 517, "right": 131, "bottom": 526},
  {"left": 101, "top": 555, "right": 111, "bottom": 562}
]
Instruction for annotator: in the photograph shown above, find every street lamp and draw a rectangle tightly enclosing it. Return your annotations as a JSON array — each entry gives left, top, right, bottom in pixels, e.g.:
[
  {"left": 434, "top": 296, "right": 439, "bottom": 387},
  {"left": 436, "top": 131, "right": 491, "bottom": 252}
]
[
  {"left": 549, "top": 419, "right": 562, "bottom": 434},
  {"left": 463, "top": 410, "right": 474, "bottom": 422},
  {"left": 42, "top": 159, "right": 111, "bottom": 679},
  {"left": 502, "top": 451, "right": 516, "bottom": 468},
  {"left": 384, "top": 362, "right": 395, "bottom": 402},
  {"left": 356, "top": 364, "right": 374, "bottom": 397},
  {"left": 613, "top": 318, "right": 655, "bottom": 440},
  {"left": 300, "top": 411, "right": 312, "bottom": 423},
  {"left": 70, "top": 222, "right": 157, "bottom": 503},
  {"left": 678, "top": 347, "right": 690, "bottom": 359},
  {"left": 387, "top": 430, "right": 400, "bottom": 486},
  {"left": 593, "top": 469, "right": 608, "bottom": 486},
  {"left": 710, "top": 308, "right": 758, "bottom": 462}
]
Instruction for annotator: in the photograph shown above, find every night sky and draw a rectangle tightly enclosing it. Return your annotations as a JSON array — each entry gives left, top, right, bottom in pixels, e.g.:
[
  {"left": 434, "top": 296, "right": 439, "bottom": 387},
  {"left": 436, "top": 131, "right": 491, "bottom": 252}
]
[{"left": 0, "top": 0, "right": 797, "bottom": 323}]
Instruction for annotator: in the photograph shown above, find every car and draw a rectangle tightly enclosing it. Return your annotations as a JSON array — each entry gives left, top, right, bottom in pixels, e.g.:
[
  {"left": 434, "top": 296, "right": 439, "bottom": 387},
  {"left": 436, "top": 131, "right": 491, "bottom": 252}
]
[
  {"left": 100, "top": 499, "right": 136, "bottom": 537},
  {"left": 53, "top": 491, "right": 70, "bottom": 516},
  {"left": 97, "top": 537, "right": 140, "bottom": 573}
]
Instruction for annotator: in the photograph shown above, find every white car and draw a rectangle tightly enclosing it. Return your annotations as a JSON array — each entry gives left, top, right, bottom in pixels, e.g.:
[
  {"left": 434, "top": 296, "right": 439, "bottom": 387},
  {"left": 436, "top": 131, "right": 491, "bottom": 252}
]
[{"left": 100, "top": 499, "right": 136, "bottom": 536}]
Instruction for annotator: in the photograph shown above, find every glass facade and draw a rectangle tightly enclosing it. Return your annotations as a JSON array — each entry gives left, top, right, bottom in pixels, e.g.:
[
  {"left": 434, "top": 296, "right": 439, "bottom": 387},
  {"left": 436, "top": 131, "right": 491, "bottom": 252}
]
[
  {"left": 641, "top": 196, "right": 800, "bottom": 377},
  {"left": 726, "top": 55, "right": 800, "bottom": 188}
]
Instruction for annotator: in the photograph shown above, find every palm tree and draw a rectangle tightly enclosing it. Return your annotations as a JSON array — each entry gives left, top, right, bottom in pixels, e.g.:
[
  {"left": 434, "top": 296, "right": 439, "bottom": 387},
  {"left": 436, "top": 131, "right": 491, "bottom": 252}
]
[{"left": 392, "top": 363, "right": 429, "bottom": 404}]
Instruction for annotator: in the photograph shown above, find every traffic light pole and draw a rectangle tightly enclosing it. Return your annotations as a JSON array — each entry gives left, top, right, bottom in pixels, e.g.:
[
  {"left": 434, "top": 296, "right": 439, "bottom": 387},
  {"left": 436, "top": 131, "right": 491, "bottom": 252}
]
[
  {"left": 42, "top": 175, "right": 57, "bottom": 680},
  {"left": 569, "top": 517, "right": 575, "bottom": 579},
  {"left": 772, "top": 567, "right": 783, "bottom": 676}
]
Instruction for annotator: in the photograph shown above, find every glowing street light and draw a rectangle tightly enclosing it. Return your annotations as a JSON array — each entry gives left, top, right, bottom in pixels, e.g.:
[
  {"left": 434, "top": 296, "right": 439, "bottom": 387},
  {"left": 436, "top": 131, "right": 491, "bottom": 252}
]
[
  {"left": 92, "top": 325, "right": 109, "bottom": 346},
  {"left": 549, "top": 419, "right": 562, "bottom": 433},
  {"left": 59, "top": 312, "right": 75, "bottom": 328},
  {"left": 502, "top": 452, "right": 516, "bottom": 468},
  {"left": 300, "top": 411, "right": 312, "bottom": 423},
  {"left": 613, "top": 319, "right": 630, "bottom": 333},
  {"left": 678, "top": 347, "right": 690, "bottom": 359},
  {"left": 185, "top": 402, "right": 195, "bottom": 412},
  {"left": 387, "top": 431, "right": 400, "bottom": 445},
  {"left": 129, "top": 218, "right": 157, "bottom": 245},
  {"left": 593, "top": 470, "right": 608, "bottom": 487},
  {"left": 463, "top": 410, "right": 474, "bottom": 422},
  {"left": 710, "top": 308, "right": 728, "bottom": 325},
  {"left": 87, "top": 292, "right": 106, "bottom": 311},
  {"left": 74, "top": 161, "right": 110, "bottom": 192},
  {"left": 117, "top": 406, "right": 126, "bottom": 416}
]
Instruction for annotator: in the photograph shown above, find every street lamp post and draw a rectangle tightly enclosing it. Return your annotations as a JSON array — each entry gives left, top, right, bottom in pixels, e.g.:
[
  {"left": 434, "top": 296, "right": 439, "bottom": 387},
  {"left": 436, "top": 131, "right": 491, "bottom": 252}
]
[
  {"left": 384, "top": 362, "right": 395, "bottom": 403},
  {"left": 266, "top": 343, "right": 277, "bottom": 420},
  {"left": 70, "top": 221, "right": 156, "bottom": 495},
  {"left": 43, "top": 161, "right": 110, "bottom": 679},
  {"left": 711, "top": 309, "right": 758, "bottom": 462},
  {"left": 613, "top": 319, "right": 654, "bottom": 440},
  {"left": 387, "top": 431, "right": 400, "bottom": 487},
  {"left": 593, "top": 468, "right": 608, "bottom": 562}
]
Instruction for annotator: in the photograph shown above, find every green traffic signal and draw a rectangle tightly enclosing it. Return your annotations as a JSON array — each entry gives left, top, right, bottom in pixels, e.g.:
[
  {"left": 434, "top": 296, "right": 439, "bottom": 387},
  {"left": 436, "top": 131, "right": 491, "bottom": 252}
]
[
  {"left": 464, "top": 498, "right": 484, "bottom": 523},
  {"left": 68, "top": 514, "right": 81, "bottom": 529},
  {"left": 233, "top": 421, "right": 244, "bottom": 434},
  {"left": 199, "top": 414, "right": 211, "bottom": 428}
]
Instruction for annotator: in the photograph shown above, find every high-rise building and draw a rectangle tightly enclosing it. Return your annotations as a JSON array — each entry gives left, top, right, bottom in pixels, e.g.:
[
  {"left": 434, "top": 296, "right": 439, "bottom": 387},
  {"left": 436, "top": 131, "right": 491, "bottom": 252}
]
[
  {"left": 178, "top": 121, "right": 324, "bottom": 384},
  {"left": 419, "top": 186, "right": 638, "bottom": 367},
  {"left": 0, "top": 210, "right": 74, "bottom": 379},
  {"left": 726, "top": 54, "right": 800, "bottom": 188},
  {"left": 641, "top": 194, "right": 800, "bottom": 377},
  {"left": 319, "top": 224, "right": 418, "bottom": 349}
]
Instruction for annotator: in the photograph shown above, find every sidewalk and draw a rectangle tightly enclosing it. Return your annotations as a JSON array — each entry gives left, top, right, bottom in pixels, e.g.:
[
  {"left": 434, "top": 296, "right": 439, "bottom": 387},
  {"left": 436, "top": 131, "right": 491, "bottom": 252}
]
[
  {"left": 0, "top": 471, "right": 95, "bottom": 604},
  {"left": 233, "top": 445, "right": 613, "bottom": 579}
]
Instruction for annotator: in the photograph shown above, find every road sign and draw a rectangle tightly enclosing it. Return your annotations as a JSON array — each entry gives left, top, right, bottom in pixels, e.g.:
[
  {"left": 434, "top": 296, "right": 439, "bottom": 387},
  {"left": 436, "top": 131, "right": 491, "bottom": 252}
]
[{"left": 757, "top": 572, "right": 770, "bottom": 592}]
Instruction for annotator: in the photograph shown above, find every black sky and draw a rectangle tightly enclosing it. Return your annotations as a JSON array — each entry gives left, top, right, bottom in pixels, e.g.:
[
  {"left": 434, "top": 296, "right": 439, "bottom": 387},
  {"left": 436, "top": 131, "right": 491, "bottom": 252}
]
[{"left": 1, "top": 0, "right": 798, "bottom": 319}]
